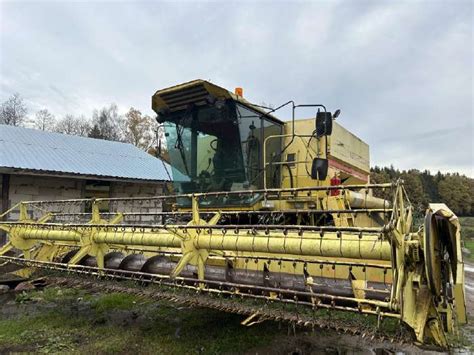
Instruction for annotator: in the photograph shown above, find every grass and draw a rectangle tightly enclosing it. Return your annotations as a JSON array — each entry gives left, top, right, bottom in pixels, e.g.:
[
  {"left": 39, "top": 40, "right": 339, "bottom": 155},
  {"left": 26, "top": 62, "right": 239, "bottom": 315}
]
[
  {"left": 91, "top": 292, "right": 142, "bottom": 313},
  {"left": 460, "top": 217, "right": 474, "bottom": 239},
  {"left": 0, "top": 310, "right": 92, "bottom": 353},
  {"left": 0, "top": 289, "right": 283, "bottom": 354},
  {"left": 0, "top": 278, "right": 463, "bottom": 352},
  {"left": 460, "top": 217, "right": 474, "bottom": 261},
  {"left": 463, "top": 240, "right": 474, "bottom": 262},
  {"left": 0, "top": 282, "right": 406, "bottom": 354}
]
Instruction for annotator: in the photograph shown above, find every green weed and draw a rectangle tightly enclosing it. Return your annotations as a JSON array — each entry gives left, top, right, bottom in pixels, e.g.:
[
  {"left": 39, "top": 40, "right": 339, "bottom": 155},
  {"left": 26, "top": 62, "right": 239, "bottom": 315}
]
[{"left": 91, "top": 292, "right": 141, "bottom": 313}]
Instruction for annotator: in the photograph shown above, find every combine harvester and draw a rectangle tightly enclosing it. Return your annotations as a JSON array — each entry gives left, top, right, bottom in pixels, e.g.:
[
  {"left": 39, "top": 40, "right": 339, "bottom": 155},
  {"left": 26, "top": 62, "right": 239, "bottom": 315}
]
[{"left": 0, "top": 80, "right": 467, "bottom": 347}]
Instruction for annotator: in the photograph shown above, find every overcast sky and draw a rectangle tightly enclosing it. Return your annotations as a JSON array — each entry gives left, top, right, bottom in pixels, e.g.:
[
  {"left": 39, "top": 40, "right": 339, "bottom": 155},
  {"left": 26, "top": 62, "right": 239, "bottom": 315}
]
[{"left": 0, "top": 0, "right": 472, "bottom": 176}]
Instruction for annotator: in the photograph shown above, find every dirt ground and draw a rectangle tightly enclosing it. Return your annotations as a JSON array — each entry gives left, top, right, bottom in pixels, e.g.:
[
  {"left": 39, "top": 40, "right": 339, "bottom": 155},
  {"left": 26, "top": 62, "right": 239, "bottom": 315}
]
[
  {"left": 0, "top": 290, "right": 435, "bottom": 354},
  {"left": 0, "top": 261, "right": 472, "bottom": 354},
  {"left": 0, "top": 275, "right": 472, "bottom": 355}
]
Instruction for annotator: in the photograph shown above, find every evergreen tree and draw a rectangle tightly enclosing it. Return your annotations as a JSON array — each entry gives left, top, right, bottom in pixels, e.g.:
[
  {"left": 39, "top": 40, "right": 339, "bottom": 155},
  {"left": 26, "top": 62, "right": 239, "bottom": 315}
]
[{"left": 371, "top": 167, "right": 473, "bottom": 216}]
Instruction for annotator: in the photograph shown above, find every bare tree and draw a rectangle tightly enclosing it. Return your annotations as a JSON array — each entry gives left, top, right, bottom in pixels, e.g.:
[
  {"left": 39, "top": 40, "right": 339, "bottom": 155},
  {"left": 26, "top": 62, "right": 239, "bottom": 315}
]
[
  {"left": 33, "top": 109, "right": 55, "bottom": 131},
  {"left": 89, "top": 103, "right": 124, "bottom": 141},
  {"left": 0, "top": 93, "right": 28, "bottom": 126},
  {"left": 55, "top": 114, "right": 91, "bottom": 136},
  {"left": 75, "top": 116, "right": 92, "bottom": 136},
  {"left": 147, "top": 124, "right": 169, "bottom": 162},
  {"left": 123, "top": 107, "right": 156, "bottom": 150}
]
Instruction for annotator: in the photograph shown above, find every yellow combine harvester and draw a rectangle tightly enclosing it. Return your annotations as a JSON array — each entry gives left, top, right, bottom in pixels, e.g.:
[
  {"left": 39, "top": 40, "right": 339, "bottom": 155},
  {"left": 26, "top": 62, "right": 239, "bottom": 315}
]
[{"left": 0, "top": 80, "right": 467, "bottom": 347}]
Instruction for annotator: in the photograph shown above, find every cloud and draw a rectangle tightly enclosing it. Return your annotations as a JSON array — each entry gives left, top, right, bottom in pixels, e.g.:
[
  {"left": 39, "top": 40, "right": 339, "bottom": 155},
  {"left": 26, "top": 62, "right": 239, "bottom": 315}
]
[{"left": 0, "top": 0, "right": 472, "bottom": 176}]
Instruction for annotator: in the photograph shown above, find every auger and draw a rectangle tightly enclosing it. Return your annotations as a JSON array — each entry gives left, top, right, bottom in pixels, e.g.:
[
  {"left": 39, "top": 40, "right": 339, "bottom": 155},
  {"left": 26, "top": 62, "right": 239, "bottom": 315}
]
[{"left": 0, "top": 80, "right": 466, "bottom": 347}]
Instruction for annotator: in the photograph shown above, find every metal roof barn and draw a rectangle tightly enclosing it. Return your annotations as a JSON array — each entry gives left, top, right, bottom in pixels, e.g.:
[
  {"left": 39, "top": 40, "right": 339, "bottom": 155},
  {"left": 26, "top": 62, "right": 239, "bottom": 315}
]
[{"left": 0, "top": 124, "right": 172, "bottom": 182}]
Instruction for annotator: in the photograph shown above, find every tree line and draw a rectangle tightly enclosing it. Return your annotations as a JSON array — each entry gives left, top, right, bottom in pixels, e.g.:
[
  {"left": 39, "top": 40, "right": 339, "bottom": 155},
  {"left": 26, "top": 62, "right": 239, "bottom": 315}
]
[
  {"left": 371, "top": 166, "right": 473, "bottom": 217},
  {"left": 0, "top": 93, "right": 161, "bottom": 151}
]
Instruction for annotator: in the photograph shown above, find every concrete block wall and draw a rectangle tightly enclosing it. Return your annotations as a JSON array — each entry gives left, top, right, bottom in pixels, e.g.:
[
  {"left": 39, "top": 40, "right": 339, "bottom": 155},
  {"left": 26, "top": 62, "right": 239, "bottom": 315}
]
[
  {"left": 10, "top": 175, "right": 84, "bottom": 203},
  {"left": 111, "top": 182, "right": 162, "bottom": 199},
  {"left": 3, "top": 174, "right": 164, "bottom": 222},
  {"left": 111, "top": 182, "right": 164, "bottom": 223},
  {"left": 6, "top": 175, "right": 84, "bottom": 220}
]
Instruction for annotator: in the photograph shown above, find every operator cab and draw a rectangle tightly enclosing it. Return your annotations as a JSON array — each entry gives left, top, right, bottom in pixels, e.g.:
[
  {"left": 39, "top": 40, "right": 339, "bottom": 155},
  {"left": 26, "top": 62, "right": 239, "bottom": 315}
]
[{"left": 153, "top": 80, "right": 283, "bottom": 207}]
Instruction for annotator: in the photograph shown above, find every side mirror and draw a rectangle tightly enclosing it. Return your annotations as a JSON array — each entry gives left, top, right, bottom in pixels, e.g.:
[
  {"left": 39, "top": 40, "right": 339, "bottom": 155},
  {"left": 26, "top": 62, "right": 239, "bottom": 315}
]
[
  {"left": 316, "top": 111, "right": 333, "bottom": 137},
  {"left": 333, "top": 109, "right": 341, "bottom": 119},
  {"left": 311, "top": 158, "right": 328, "bottom": 180}
]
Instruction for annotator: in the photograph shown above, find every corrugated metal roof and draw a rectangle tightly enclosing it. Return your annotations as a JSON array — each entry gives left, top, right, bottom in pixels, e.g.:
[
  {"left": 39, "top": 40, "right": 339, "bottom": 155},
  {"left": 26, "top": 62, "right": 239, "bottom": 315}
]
[{"left": 0, "top": 124, "right": 173, "bottom": 182}]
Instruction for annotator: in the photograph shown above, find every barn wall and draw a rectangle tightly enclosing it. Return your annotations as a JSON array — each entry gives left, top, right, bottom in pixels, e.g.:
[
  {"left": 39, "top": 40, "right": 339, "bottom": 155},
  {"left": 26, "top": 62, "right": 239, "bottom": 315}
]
[
  {"left": 110, "top": 182, "right": 164, "bottom": 223},
  {"left": 111, "top": 181, "right": 163, "bottom": 199},
  {"left": 2, "top": 174, "right": 164, "bottom": 226},
  {"left": 9, "top": 175, "right": 84, "bottom": 205}
]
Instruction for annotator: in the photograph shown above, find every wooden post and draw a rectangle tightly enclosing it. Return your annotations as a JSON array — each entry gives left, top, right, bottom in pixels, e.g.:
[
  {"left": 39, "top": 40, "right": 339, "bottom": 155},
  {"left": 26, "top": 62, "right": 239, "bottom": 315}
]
[{"left": 1, "top": 174, "right": 10, "bottom": 245}]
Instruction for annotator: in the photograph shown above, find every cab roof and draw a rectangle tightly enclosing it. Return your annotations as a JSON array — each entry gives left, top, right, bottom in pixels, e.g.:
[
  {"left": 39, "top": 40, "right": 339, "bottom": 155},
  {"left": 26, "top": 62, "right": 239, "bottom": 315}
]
[{"left": 152, "top": 79, "right": 284, "bottom": 125}]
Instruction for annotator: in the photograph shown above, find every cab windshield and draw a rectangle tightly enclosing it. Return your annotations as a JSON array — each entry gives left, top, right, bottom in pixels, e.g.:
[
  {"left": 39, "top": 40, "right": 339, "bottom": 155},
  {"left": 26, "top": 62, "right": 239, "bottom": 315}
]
[{"left": 163, "top": 100, "right": 282, "bottom": 206}]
